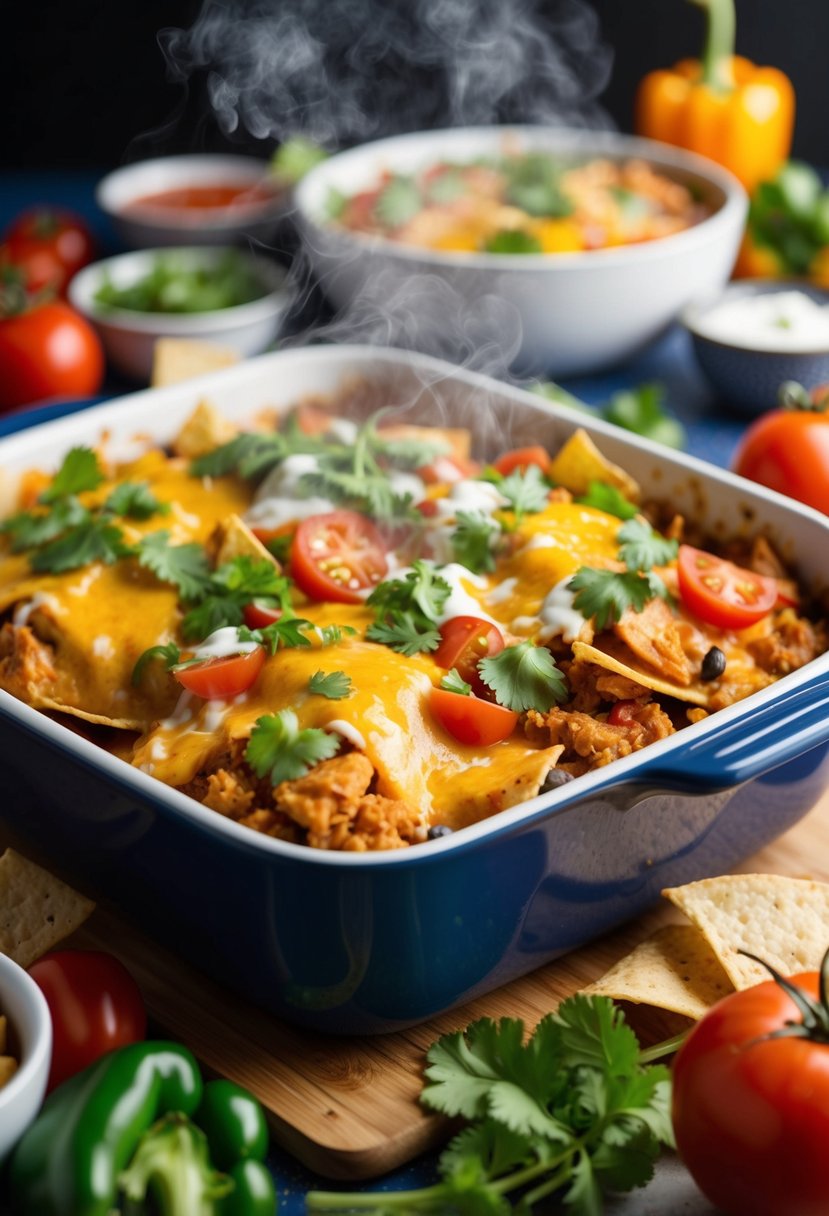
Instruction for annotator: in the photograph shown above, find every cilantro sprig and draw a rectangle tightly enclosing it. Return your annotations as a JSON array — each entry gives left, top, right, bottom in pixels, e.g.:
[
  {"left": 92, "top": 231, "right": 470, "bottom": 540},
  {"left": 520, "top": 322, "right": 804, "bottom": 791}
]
[
  {"left": 495, "top": 464, "right": 550, "bottom": 527},
  {"left": 366, "top": 561, "right": 450, "bottom": 656},
  {"left": 450, "top": 511, "right": 500, "bottom": 574},
  {"left": 440, "top": 669, "right": 472, "bottom": 696},
  {"left": 478, "top": 640, "right": 567, "bottom": 713},
  {"left": 245, "top": 710, "right": 340, "bottom": 786},
  {"left": 567, "top": 520, "right": 676, "bottom": 630},
  {"left": 307, "top": 994, "right": 673, "bottom": 1216},
  {"left": 576, "top": 480, "right": 639, "bottom": 521},
  {"left": 308, "top": 670, "right": 352, "bottom": 700}
]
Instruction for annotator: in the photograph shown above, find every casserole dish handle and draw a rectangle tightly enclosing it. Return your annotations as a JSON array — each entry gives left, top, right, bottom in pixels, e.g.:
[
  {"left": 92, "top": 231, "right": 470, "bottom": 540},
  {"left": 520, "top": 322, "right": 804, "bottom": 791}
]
[{"left": 644, "top": 667, "right": 829, "bottom": 790}]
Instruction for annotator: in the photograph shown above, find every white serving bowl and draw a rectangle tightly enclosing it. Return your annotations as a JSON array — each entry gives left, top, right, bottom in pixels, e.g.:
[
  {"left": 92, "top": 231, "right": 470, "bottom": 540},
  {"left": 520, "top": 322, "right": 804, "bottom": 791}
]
[
  {"left": 96, "top": 154, "right": 286, "bottom": 249},
  {"left": 0, "top": 953, "right": 51, "bottom": 1163},
  {"left": 295, "top": 126, "right": 748, "bottom": 377},
  {"left": 68, "top": 246, "right": 291, "bottom": 382}
]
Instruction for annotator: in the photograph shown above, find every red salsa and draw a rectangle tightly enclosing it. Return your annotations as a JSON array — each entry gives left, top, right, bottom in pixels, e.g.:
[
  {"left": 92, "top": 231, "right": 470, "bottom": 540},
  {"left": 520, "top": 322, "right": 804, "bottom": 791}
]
[{"left": 123, "top": 182, "right": 278, "bottom": 218}]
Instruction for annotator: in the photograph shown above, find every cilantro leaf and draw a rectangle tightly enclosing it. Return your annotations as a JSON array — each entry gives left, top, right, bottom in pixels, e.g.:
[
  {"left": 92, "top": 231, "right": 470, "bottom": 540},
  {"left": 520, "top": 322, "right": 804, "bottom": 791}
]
[
  {"left": 616, "top": 519, "right": 678, "bottom": 573},
  {"left": 0, "top": 497, "right": 90, "bottom": 552},
  {"left": 427, "top": 169, "right": 466, "bottom": 205},
  {"left": 132, "top": 642, "right": 181, "bottom": 686},
  {"left": 30, "top": 520, "right": 134, "bottom": 573},
  {"left": 39, "top": 447, "right": 104, "bottom": 503},
  {"left": 375, "top": 175, "right": 422, "bottom": 229},
  {"left": 451, "top": 512, "right": 499, "bottom": 574},
  {"left": 190, "top": 429, "right": 327, "bottom": 481},
  {"left": 365, "top": 614, "right": 442, "bottom": 657},
  {"left": 103, "top": 481, "right": 170, "bottom": 520},
  {"left": 238, "top": 617, "right": 313, "bottom": 653},
  {"left": 478, "top": 641, "right": 567, "bottom": 713},
  {"left": 245, "top": 710, "right": 340, "bottom": 786},
  {"left": 603, "top": 383, "right": 686, "bottom": 450},
  {"left": 575, "top": 481, "right": 639, "bottom": 521},
  {"left": 367, "top": 561, "right": 451, "bottom": 655},
  {"left": 497, "top": 465, "right": 549, "bottom": 526},
  {"left": 484, "top": 229, "right": 542, "bottom": 254},
  {"left": 502, "top": 152, "right": 572, "bottom": 218},
  {"left": 308, "top": 670, "right": 353, "bottom": 699},
  {"left": 440, "top": 668, "right": 472, "bottom": 696},
  {"left": 135, "top": 532, "right": 212, "bottom": 600},
  {"left": 171, "top": 557, "right": 292, "bottom": 642},
  {"left": 323, "top": 186, "right": 348, "bottom": 221},
  {"left": 318, "top": 623, "right": 358, "bottom": 647},
  {"left": 567, "top": 567, "right": 663, "bottom": 631}
]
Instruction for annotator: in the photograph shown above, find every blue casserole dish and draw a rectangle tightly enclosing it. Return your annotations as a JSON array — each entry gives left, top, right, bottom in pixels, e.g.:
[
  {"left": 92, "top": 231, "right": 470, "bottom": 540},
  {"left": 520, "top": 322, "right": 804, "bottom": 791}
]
[{"left": 1, "top": 346, "right": 828, "bottom": 1034}]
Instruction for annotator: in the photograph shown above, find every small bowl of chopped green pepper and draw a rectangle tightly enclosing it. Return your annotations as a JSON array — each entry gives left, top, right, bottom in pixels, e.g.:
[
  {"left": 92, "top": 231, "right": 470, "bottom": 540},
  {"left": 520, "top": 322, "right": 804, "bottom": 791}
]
[{"left": 68, "top": 246, "right": 290, "bottom": 382}]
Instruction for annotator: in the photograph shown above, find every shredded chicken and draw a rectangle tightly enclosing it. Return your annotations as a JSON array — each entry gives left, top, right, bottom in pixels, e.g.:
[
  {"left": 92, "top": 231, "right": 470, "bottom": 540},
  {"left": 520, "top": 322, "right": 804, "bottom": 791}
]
[
  {"left": 0, "top": 622, "right": 57, "bottom": 701},
  {"left": 525, "top": 703, "right": 675, "bottom": 774},
  {"left": 747, "top": 610, "right": 824, "bottom": 676}
]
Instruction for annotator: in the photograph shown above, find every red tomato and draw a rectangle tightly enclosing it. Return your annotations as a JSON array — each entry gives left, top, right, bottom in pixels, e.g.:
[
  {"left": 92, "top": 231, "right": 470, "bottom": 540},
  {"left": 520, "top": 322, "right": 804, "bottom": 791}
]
[
  {"left": 607, "top": 699, "right": 638, "bottom": 726},
  {"left": 293, "top": 402, "right": 336, "bottom": 436},
  {"left": 677, "top": 544, "right": 777, "bottom": 630},
  {"left": 433, "top": 616, "right": 505, "bottom": 693},
  {"left": 430, "top": 687, "right": 518, "bottom": 746},
  {"left": 242, "top": 600, "right": 282, "bottom": 629},
  {"left": 672, "top": 968, "right": 829, "bottom": 1216},
  {"left": 28, "top": 950, "right": 146, "bottom": 1092},
  {"left": 175, "top": 646, "right": 265, "bottom": 699},
  {"left": 732, "top": 405, "right": 829, "bottom": 516},
  {"left": 417, "top": 454, "right": 481, "bottom": 484},
  {"left": 0, "top": 298, "right": 104, "bottom": 410},
  {"left": 491, "top": 445, "right": 551, "bottom": 477},
  {"left": 4, "top": 208, "right": 95, "bottom": 294},
  {"left": 291, "top": 510, "right": 388, "bottom": 603}
]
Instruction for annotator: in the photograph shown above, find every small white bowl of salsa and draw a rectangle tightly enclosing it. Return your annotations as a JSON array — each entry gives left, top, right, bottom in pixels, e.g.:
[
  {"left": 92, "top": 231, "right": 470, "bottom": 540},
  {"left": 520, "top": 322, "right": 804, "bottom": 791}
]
[{"left": 97, "top": 154, "right": 287, "bottom": 249}]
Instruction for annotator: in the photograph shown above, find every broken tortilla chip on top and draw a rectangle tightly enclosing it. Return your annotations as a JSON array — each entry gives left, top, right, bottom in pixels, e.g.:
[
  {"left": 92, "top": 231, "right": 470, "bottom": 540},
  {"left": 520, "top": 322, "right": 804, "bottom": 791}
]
[
  {"left": 573, "top": 639, "right": 711, "bottom": 707},
  {"left": 0, "top": 848, "right": 95, "bottom": 968},
  {"left": 581, "top": 923, "right": 734, "bottom": 1021},
  {"left": 662, "top": 873, "right": 829, "bottom": 990},
  {"left": 547, "top": 428, "right": 640, "bottom": 502}
]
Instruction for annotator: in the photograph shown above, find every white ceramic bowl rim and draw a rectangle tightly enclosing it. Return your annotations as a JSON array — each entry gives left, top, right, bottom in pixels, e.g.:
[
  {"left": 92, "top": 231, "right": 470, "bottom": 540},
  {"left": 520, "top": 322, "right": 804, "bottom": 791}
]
[
  {"left": 68, "top": 246, "right": 290, "bottom": 333},
  {"left": 684, "top": 277, "right": 829, "bottom": 356},
  {"left": 295, "top": 124, "right": 747, "bottom": 271},
  {"left": 0, "top": 953, "right": 51, "bottom": 1111},
  {"left": 96, "top": 154, "right": 282, "bottom": 230}
]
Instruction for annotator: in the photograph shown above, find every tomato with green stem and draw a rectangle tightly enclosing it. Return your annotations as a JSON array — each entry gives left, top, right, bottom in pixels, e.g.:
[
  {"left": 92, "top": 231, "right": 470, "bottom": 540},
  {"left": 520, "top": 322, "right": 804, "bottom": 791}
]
[
  {"left": 732, "top": 383, "right": 829, "bottom": 516},
  {"left": 673, "top": 946, "right": 829, "bottom": 1216},
  {"left": 3, "top": 208, "right": 95, "bottom": 294}
]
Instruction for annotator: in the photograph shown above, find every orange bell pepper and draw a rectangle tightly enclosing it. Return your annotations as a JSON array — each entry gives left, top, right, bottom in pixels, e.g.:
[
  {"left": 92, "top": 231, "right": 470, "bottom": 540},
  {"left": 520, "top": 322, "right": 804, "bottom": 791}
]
[{"left": 635, "top": 0, "right": 794, "bottom": 194}]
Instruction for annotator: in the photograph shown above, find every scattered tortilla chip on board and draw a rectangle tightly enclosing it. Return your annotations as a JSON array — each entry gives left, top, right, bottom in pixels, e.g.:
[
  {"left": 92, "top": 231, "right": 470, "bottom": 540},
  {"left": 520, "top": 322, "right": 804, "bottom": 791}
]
[
  {"left": 662, "top": 873, "right": 829, "bottom": 990},
  {"left": 548, "top": 428, "right": 640, "bottom": 501},
  {"left": 0, "top": 849, "right": 95, "bottom": 968},
  {"left": 581, "top": 924, "right": 734, "bottom": 1021},
  {"left": 151, "top": 338, "right": 240, "bottom": 389}
]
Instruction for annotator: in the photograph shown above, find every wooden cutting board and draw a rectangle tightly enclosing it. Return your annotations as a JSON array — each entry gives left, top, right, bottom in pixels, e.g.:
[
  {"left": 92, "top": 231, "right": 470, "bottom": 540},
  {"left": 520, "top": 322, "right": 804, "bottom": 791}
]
[{"left": 68, "top": 789, "right": 829, "bottom": 1181}]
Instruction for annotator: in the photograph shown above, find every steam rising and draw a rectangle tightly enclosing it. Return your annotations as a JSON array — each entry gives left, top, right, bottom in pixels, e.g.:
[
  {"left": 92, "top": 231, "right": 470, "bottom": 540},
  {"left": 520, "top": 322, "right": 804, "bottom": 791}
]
[
  {"left": 157, "top": 0, "right": 614, "bottom": 379},
  {"left": 160, "top": 0, "right": 613, "bottom": 147}
]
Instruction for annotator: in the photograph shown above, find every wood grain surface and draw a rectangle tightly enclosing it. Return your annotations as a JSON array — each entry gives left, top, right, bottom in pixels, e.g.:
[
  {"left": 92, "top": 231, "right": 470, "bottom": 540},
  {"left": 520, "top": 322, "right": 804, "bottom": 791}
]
[{"left": 69, "top": 788, "right": 829, "bottom": 1181}]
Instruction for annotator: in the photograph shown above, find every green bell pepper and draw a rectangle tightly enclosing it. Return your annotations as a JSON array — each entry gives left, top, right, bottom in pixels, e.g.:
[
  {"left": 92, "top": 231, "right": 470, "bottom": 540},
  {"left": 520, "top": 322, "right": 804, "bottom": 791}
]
[{"left": 9, "top": 1042, "right": 277, "bottom": 1216}]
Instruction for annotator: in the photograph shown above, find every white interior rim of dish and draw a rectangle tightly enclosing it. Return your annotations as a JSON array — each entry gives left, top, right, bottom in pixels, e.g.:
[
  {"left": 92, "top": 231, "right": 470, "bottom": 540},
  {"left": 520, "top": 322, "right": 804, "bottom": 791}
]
[{"left": 295, "top": 124, "right": 747, "bottom": 271}]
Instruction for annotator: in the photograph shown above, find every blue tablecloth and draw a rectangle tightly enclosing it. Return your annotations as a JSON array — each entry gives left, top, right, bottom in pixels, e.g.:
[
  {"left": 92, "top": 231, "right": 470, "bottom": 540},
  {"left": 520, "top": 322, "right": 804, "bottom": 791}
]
[{"left": 1, "top": 171, "right": 739, "bottom": 1215}]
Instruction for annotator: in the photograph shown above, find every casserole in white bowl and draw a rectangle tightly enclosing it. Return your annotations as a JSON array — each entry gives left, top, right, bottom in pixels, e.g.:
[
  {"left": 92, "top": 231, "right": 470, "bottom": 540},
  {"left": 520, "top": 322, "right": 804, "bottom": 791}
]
[
  {"left": 0, "top": 346, "right": 826, "bottom": 1033},
  {"left": 294, "top": 127, "right": 748, "bottom": 376}
]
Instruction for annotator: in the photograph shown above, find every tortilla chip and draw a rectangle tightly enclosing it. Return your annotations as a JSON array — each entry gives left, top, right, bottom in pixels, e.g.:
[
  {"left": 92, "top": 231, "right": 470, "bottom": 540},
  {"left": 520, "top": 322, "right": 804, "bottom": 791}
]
[
  {"left": 0, "top": 849, "right": 95, "bottom": 968},
  {"left": 208, "top": 514, "right": 280, "bottom": 570},
  {"left": 662, "top": 874, "right": 829, "bottom": 989},
  {"left": 573, "top": 639, "right": 710, "bottom": 706},
  {"left": 172, "top": 399, "right": 239, "bottom": 459},
  {"left": 151, "top": 339, "right": 240, "bottom": 390},
  {"left": 0, "top": 1057, "right": 17, "bottom": 1089},
  {"left": 377, "top": 423, "right": 471, "bottom": 462},
  {"left": 548, "top": 429, "right": 640, "bottom": 501},
  {"left": 581, "top": 924, "right": 734, "bottom": 1021},
  {"left": 38, "top": 697, "right": 142, "bottom": 732}
]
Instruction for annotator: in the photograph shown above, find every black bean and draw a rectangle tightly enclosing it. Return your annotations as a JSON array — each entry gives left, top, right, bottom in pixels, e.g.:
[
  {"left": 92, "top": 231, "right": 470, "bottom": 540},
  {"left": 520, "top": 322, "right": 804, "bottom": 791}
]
[
  {"left": 541, "top": 768, "right": 574, "bottom": 792},
  {"left": 427, "top": 824, "right": 453, "bottom": 840},
  {"left": 701, "top": 646, "right": 727, "bottom": 681}
]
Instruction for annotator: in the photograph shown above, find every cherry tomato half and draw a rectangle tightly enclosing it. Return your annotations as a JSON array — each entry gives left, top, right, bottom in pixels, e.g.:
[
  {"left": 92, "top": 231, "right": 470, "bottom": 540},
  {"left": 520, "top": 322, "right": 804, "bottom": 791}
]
[
  {"left": 28, "top": 950, "right": 146, "bottom": 1092},
  {"left": 430, "top": 687, "right": 519, "bottom": 746},
  {"left": 4, "top": 208, "right": 95, "bottom": 295},
  {"left": 607, "top": 699, "right": 639, "bottom": 726},
  {"left": 175, "top": 646, "right": 265, "bottom": 699},
  {"left": 0, "top": 298, "right": 104, "bottom": 410},
  {"left": 432, "top": 616, "right": 505, "bottom": 694},
  {"left": 677, "top": 544, "right": 777, "bottom": 630},
  {"left": 732, "top": 404, "right": 829, "bottom": 516},
  {"left": 491, "top": 445, "right": 551, "bottom": 477},
  {"left": 673, "top": 969, "right": 829, "bottom": 1216},
  {"left": 291, "top": 510, "right": 388, "bottom": 604},
  {"left": 242, "top": 599, "right": 283, "bottom": 630}
]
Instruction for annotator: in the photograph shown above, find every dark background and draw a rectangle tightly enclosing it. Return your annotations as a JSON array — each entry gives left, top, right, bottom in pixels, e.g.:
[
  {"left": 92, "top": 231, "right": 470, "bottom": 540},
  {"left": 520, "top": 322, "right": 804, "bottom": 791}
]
[{"left": 3, "top": 0, "right": 827, "bottom": 170}]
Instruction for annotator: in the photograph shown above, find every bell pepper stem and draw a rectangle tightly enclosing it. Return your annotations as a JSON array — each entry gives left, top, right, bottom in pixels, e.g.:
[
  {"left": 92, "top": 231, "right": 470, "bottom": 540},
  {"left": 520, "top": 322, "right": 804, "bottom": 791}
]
[{"left": 688, "top": 0, "right": 736, "bottom": 91}]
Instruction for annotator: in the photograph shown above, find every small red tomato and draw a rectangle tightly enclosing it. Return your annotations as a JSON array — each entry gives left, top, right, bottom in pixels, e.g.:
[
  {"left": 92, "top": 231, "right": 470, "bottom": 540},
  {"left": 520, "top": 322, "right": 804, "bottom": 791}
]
[
  {"left": 673, "top": 962, "right": 829, "bottom": 1216},
  {"left": 242, "top": 599, "right": 283, "bottom": 629},
  {"left": 291, "top": 510, "right": 388, "bottom": 604},
  {"left": 28, "top": 950, "right": 146, "bottom": 1092},
  {"left": 732, "top": 399, "right": 829, "bottom": 516},
  {"left": 0, "top": 295, "right": 104, "bottom": 410},
  {"left": 432, "top": 616, "right": 505, "bottom": 694},
  {"left": 607, "top": 699, "right": 639, "bottom": 726},
  {"left": 175, "top": 647, "right": 265, "bottom": 699},
  {"left": 430, "top": 687, "right": 518, "bottom": 746},
  {"left": 417, "top": 454, "right": 481, "bottom": 484},
  {"left": 677, "top": 544, "right": 777, "bottom": 630},
  {"left": 491, "top": 445, "right": 551, "bottom": 477},
  {"left": 4, "top": 208, "right": 95, "bottom": 294}
]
